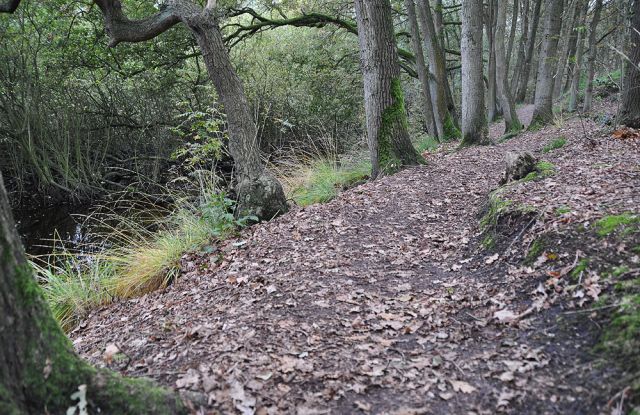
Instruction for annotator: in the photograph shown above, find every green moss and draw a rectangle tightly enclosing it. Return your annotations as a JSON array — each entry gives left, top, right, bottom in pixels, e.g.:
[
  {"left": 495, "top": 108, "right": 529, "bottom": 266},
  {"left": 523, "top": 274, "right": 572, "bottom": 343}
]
[
  {"left": 595, "top": 213, "right": 640, "bottom": 237},
  {"left": 543, "top": 136, "right": 567, "bottom": 153},
  {"left": 0, "top": 384, "right": 20, "bottom": 415},
  {"left": 528, "top": 119, "right": 544, "bottom": 132},
  {"left": 482, "top": 234, "right": 496, "bottom": 249},
  {"left": 556, "top": 206, "right": 572, "bottom": 215},
  {"left": 601, "top": 294, "right": 640, "bottom": 369},
  {"left": 415, "top": 134, "right": 439, "bottom": 153},
  {"left": 480, "top": 193, "right": 512, "bottom": 230},
  {"left": 378, "top": 78, "right": 407, "bottom": 174},
  {"left": 536, "top": 161, "right": 555, "bottom": 174},
  {"left": 571, "top": 259, "right": 590, "bottom": 281},
  {"left": 525, "top": 238, "right": 546, "bottom": 264},
  {"left": 443, "top": 113, "right": 461, "bottom": 140},
  {"left": 612, "top": 265, "right": 631, "bottom": 278}
]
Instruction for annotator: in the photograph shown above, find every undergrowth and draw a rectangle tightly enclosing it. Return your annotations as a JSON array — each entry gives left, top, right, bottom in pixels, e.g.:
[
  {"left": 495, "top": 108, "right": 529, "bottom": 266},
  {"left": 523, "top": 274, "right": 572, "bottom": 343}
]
[
  {"left": 283, "top": 158, "right": 371, "bottom": 207},
  {"left": 32, "top": 191, "right": 253, "bottom": 331},
  {"left": 543, "top": 136, "right": 567, "bottom": 153}
]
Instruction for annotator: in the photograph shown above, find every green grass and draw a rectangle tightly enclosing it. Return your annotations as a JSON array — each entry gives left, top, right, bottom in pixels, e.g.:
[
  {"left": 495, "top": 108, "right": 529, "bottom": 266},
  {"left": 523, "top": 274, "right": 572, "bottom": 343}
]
[
  {"left": 289, "top": 159, "right": 370, "bottom": 207},
  {"left": 556, "top": 206, "right": 572, "bottom": 215},
  {"left": 414, "top": 134, "right": 439, "bottom": 153},
  {"left": 571, "top": 258, "right": 590, "bottom": 281},
  {"left": 32, "top": 192, "right": 251, "bottom": 331},
  {"left": 522, "top": 161, "right": 556, "bottom": 182},
  {"left": 543, "top": 136, "right": 567, "bottom": 153},
  {"left": 595, "top": 213, "right": 639, "bottom": 237}
]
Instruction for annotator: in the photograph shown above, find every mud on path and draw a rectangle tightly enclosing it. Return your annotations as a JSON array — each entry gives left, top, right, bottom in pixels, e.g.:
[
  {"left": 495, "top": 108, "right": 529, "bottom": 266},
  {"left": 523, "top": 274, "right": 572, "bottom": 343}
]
[{"left": 71, "top": 105, "right": 640, "bottom": 414}]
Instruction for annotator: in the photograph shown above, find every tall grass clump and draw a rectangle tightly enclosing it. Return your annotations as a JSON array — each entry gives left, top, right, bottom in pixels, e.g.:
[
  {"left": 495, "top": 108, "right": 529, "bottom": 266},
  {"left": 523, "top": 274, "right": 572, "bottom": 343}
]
[
  {"left": 281, "top": 158, "right": 371, "bottom": 207},
  {"left": 31, "top": 187, "right": 254, "bottom": 331}
]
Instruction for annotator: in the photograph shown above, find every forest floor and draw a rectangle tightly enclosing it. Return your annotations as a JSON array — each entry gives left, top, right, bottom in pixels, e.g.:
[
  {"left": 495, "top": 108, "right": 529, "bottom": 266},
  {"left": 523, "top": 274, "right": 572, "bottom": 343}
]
[{"left": 71, "top": 102, "right": 640, "bottom": 414}]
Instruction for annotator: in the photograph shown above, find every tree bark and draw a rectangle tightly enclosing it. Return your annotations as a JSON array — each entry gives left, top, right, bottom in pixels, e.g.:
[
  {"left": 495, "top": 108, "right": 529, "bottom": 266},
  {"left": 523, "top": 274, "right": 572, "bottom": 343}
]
[
  {"left": 0, "top": 172, "right": 187, "bottom": 414},
  {"left": 516, "top": 0, "right": 543, "bottom": 102},
  {"left": 485, "top": 0, "right": 499, "bottom": 121},
  {"left": 416, "top": 0, "right": 460, "bottom": 138},
  {"left": 506, "top": 0, "right": 520, "bottom": 77},
  {"left": 354, "top": 0, "right": 423, "bottom": 179},
  {"left": 531, "top": 0, "right": 565, "bottom": 126},
  {"left": 496, "top": 0, "right": 523, "bottom": 132},
  {"left": 511, "top": 0, "right": 530, "bottom": 92},
  {"left": 582, "top": 0, "right": 604, "bottom": 112},
  {"left": 553, "top": 0, "right": 579, "bottom": 100},
  {"left": 405, "top": 0, "right": 439, "bottom": 138},
  {"left": 567, "top": 0, "right": 588, "bottom": 112},
  {"left": 186, "top": 13, "right": 288, "bottom": 219},
  {"left": 461, "top": 0, "right": 489, "bottom": 145},
  {"left": 619, "top": 0, "right": 640, "bottom": 127},
  {"left": 94, "top": 0, "right": 288, "bottom": 220}
]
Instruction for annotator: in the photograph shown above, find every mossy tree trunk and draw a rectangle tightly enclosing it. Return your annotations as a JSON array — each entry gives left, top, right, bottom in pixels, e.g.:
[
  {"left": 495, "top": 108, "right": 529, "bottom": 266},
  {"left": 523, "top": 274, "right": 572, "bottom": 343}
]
[
  {"left": 618, "top": 0, "right": 640, "bottom": 128},
  {"left": 0, "top": 172, "right": 187, "bottom": 414},
  {"left": 461, "top": 0, "right": 489, "bottom": 145},
  {"left": 531, "top": 0, "right": 565, "bottom": 126},
  {"left": 354, "top": 0, "right": 423, "bottom": 179}
]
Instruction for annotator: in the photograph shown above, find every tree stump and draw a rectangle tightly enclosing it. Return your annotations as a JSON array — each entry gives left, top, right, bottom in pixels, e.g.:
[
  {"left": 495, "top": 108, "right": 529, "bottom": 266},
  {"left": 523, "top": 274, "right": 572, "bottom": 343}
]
[{"left": 500, "top": 151, "right": 537, "bottom": 184}]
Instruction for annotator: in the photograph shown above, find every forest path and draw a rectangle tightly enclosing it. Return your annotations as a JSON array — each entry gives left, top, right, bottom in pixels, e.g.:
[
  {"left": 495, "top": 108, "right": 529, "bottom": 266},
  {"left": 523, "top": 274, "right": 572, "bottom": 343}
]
[{"left": 72, "top": 102, "right": 638, "bottom": 414}]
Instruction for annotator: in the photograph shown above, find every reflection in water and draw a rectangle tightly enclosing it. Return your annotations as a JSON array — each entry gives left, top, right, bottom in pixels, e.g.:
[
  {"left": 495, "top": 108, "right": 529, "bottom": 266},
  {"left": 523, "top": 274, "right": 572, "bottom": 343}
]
[{"left": 14, "top": 204, "right": 90, "bottom": 257}]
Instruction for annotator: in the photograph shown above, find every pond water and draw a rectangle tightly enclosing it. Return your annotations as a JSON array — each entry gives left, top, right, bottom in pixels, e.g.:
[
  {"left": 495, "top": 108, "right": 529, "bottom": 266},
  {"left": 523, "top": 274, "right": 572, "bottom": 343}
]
[{"left": 14, "top": 204, "right": 91, "bottom": 257}]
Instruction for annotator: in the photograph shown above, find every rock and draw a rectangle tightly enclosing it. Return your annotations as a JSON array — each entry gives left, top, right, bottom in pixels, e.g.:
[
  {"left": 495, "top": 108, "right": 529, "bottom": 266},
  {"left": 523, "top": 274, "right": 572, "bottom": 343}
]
[{"left": 500, "top": 151, "right": 537, "bottom": 184}]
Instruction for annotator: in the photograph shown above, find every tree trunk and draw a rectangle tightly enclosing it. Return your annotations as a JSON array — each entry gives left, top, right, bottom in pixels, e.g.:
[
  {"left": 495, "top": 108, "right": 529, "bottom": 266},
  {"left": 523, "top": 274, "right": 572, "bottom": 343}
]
[
  {"left": 511, "top": 0, "right": 530, "bottom": 92},
  {"left": 506, "top": 0, "right": 520, "bottom": 78},
  {"left": 186, "top": 14, "right": 287, "bottom": 220},
  {"left": 0, "top": 172, "right": 187, "bottom": 414},
  {"left": 531, "top": 0, "right": 565, "bottom": 126},
  {"left": 461, "top": 0, "right": 489, "bottom": 145},
  {"left": 354, "top": 0, "right": 423, "bottom": 179},
  {"left": 486, "top": 0, "right": 499, "bottom": 121},
  {"left": 553, "top": 0, "right": 579, "bottom": 100},
  {"left": 496, "top": 0, "right": 523, "bottom": 132},
  {"left": 619, "top": 0, "right": 640, "bottom": 127},
  {"left": 416, "top": 0, "right": 460, "bottom": 139},
  {"left": 516, "top": 0, "right": 543, "bottom": 102},
  {"left": 405, "top": 0, "right": 439, "bottom": 138},
  {"left": 583, "top": 0, "right": 603, "bottom": 112},
  {"left": 567, "top": 0, "right": 588, "bottom": 112}
]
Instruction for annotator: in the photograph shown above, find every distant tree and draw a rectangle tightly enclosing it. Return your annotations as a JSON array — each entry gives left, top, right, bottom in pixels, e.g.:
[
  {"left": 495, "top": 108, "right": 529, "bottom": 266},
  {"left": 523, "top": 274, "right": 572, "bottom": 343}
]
[
  {"left": 354, "top": 0, "right": 423, "bottom": 179},
  {"left": 583, "top": 0, "right": 604, "bottom": 112},
  {"left": 515, "top": 0, "right": 543, "bottom": 102},
  {"left": 1, "top": 0, "right": 288, "bottom": 221},
  {"left": 415, "top": 0, "right": 460, "bottom": 139},
  {"left": 568, "top": 0, "right": 589, "bottom": 112},
  {"left": 405, "top": 0, "right": 439, "bottom": 138},
  {"left": 618, "top": 0, "right": 640, "bottom": 127},
  {"left": 460, "top": 0, "right": 489, "bottom": 145},
  {"left": 495, "top": 0, "right": 522, "bottom": 133},
  {"left": 0, "top": 172, "right": 187, "bottom": 413},
  {"left": 531, "top": 0, "right": 564, "bottom": 126}
]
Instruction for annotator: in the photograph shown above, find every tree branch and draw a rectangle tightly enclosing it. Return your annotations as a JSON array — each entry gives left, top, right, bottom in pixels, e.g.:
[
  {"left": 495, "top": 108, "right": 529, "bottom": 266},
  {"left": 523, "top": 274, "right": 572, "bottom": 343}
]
[
  {"left": 224, "top": 7, "right": 419, "bottom": 78},
  {"left": 94, "top": 0, "right": 181, "bottom": 47}
]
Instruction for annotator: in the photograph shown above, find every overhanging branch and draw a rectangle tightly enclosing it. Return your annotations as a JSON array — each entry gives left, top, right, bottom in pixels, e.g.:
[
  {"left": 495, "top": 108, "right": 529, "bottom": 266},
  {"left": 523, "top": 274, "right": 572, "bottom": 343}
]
[{"left": 94, "top": 0, "right": 181, "bottom": 47}]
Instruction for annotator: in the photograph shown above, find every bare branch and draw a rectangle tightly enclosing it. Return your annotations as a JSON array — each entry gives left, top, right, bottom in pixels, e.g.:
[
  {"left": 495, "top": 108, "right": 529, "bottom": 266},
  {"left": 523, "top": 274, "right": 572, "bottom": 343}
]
[
  {"left": 94, "top": 0, "right": 181, "bottom": 47},
  {"left": 0, "top": 0, "right": 21, "bottom": 13}
]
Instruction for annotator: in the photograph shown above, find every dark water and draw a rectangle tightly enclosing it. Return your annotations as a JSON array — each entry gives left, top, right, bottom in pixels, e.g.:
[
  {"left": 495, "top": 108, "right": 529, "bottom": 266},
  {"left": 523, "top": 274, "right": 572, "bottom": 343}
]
[{"left": 14, "top": 204, "right": 91, "bottom": 257}]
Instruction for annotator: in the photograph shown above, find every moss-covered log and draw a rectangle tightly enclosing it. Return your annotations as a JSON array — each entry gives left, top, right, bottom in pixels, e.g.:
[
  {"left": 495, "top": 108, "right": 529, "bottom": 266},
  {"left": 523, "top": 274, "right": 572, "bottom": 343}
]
[{"left": 0, "top": 172, "right": 188, "bottom": 414}]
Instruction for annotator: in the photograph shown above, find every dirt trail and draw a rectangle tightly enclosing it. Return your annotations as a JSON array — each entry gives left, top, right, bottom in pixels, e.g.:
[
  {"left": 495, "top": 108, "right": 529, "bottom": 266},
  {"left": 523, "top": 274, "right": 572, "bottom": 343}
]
[{"left": 72, "top": 105, "right": 639, "bottom": 414}]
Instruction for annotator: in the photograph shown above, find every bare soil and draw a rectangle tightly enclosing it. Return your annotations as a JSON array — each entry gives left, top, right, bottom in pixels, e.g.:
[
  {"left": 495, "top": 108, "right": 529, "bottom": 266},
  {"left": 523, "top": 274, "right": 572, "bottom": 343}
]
[{"left": 71, "top": 103, "right": 640, "bottom": 414}]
